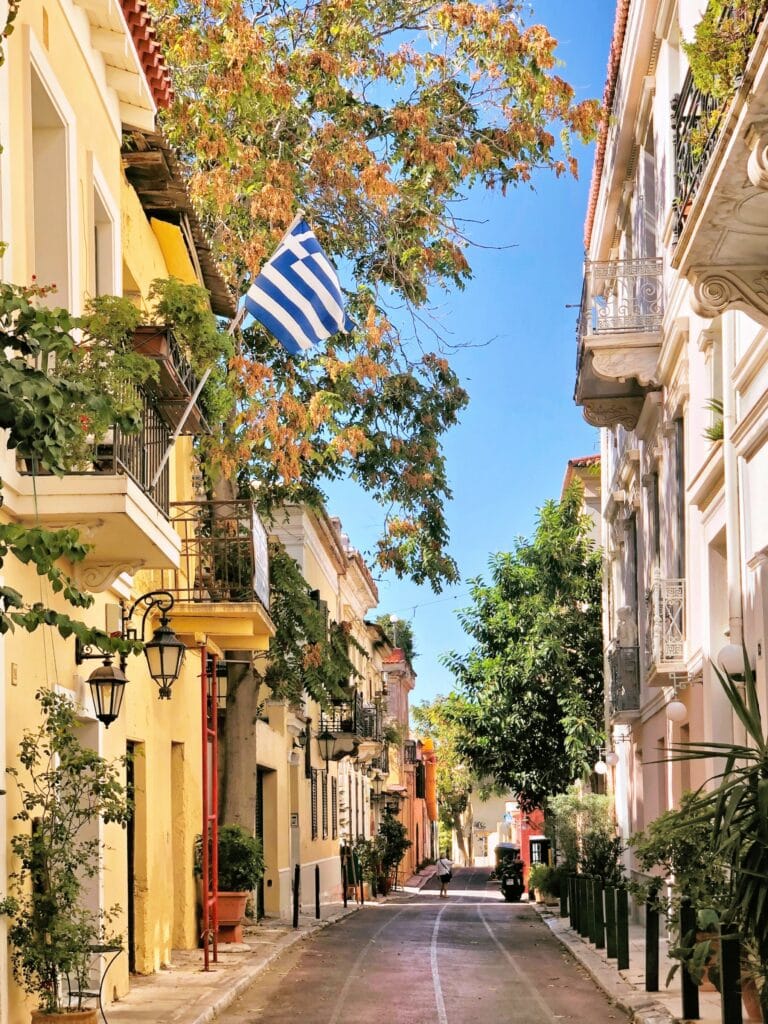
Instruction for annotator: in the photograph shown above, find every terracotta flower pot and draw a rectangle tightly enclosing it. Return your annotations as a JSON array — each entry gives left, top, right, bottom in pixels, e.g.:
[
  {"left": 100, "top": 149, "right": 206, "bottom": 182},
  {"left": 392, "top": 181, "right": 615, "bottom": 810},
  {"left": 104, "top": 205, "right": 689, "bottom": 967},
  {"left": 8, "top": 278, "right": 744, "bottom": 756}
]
[
  {"left": 742, "top": 976, "right": 764, "bottom": 1023},
  {"left": 216, "top": 891, "right": 249, "bottom": 943},
  {"left": 31, "top": 1010, "right": 97, "bottom": 1024}
]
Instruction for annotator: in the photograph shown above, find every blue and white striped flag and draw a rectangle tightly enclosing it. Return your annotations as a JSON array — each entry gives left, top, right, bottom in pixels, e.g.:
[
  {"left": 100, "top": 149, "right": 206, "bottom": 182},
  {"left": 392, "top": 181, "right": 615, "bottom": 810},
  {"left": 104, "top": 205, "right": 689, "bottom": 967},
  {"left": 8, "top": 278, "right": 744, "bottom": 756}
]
[{"left": 243, "top": 216, "right": 354, "bottom": 356}]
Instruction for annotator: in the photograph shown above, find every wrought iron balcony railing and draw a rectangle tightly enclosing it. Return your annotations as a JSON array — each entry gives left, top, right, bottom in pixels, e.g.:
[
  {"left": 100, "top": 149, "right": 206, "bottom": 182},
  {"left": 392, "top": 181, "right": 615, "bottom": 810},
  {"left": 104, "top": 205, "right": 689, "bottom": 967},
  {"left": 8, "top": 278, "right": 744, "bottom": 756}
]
[
  {"left": 361, "top": 703, "right": 383, "bottom": 742},
  {"left": 320, "top": 691, "right": 365, "bottom": 736},
  {"left": 18, "top": 385, "right": 171, "bottom": 514},
  {"left": 672, "top": 3, "right": 768, "bottom": 239},
  {"left": 132, "top": 325, "right": 208, "bottom": 434},
  {"left": 161, "top": 499, "right": 270, "bottom": 607},
  {"left": 646, "top": 572, "right": 686, "bottom": 669},
  {"left": 370, "top": 747, "right": 389, "bottom": 775},
  {"left": 403, "top": 739, "right": 418, "bottom": 764},
  {"left": 609, "top": 644, "right": 641, "bottom": 716},
  {"left": 580, "top": 257, "right": 664, "bottom": 341}
]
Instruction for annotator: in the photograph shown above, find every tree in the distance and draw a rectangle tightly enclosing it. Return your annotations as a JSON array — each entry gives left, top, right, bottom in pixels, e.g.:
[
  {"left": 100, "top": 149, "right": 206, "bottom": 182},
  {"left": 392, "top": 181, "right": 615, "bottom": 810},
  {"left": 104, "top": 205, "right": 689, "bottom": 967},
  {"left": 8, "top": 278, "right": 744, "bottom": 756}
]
[{"left": 443, "top": 485, "right": 604, "bottom": 810}]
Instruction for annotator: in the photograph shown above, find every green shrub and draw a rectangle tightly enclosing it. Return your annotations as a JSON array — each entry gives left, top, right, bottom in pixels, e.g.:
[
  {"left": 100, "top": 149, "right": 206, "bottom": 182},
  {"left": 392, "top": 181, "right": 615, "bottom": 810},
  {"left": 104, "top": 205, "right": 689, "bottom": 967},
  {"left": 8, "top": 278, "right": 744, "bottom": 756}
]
[{"left": 195, "top": 824, "right": 265, "bottom": 892}]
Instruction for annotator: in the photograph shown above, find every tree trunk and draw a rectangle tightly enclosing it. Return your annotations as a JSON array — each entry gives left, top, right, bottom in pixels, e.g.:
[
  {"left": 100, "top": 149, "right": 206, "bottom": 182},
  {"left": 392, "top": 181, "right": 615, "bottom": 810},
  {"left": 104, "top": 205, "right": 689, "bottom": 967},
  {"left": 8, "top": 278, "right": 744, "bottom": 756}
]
[
  {"left": 452, "top": 811, "right": 469, "bottom": 865},
  {"left": 220, "top": 660, "right": 260, "bottom": 828}
]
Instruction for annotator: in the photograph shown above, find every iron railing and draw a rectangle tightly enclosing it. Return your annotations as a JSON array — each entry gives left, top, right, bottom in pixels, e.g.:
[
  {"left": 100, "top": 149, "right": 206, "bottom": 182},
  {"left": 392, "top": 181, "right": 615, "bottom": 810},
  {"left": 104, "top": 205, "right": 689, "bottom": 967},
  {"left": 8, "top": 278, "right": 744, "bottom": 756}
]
[
  {"left": 320, "top": 691, "right": 364, "bottom": 736},
  {"left": 19, "top": 386, "right": 171, "bottom": 514},
  {"left": 404, "top": 739, "right": 418, "bottom": 764},
  {"left": 361, "top": 703, "right": 383, "bottom": 742},
  {"left": 609, "top": 644, "right": 641, "bottom": 715},
  {"left": 371, "top": 747, "right": 389, "bottom": 775},
  {"left": 162, "top": 500, "right": 270, "bottom": 606},
  {"left": 672, "top": 2, "right": 768, "bottom": 238},
  {"left": 581, "top": 257, "right": 664, "bottom": 338},
  {"left": 646, "top": 572, "right": 686, "bottom": 668}
]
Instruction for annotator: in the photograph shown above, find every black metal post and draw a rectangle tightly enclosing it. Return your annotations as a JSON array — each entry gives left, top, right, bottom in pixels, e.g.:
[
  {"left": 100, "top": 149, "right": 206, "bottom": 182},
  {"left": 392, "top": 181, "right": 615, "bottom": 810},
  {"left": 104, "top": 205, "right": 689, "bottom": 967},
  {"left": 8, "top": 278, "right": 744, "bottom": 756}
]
[
  {"left": 292, "top": 863, "right": 301, "bottom": 929},
  {"left": 720, "top": 928, "right": 742, "bottom": 1024},
  {"left": 616, "top": 886, "right": 630, "bottom": 971},
  {"left": 341, "top": 853, "right": 348, "bottom": 909},
  {"left": 594, "top": 878, "right": 605, "bottom": 950},
  {"left": 560, "top": 879, "right": 568, "bottom": 918},
  {"left": 569, "top": 876, "right": 577, "bottom": 928},
  {"left": 315, "top": 863, "right": 321, "bottom": 920},
  {"left": 580, "top": 876, "right": 590, "bottom": 938},
  {"left": 645, "top": 892, "right": 659, "bottom": 992},
  {"left": 680, "top": 898, "right": 700, "bottom": 1020},
  {"left": 586, "top": 876, "right": 596, "bottom": 943},
  {"left": 605, "top": 884, "right": 617, "bottom": 959}
]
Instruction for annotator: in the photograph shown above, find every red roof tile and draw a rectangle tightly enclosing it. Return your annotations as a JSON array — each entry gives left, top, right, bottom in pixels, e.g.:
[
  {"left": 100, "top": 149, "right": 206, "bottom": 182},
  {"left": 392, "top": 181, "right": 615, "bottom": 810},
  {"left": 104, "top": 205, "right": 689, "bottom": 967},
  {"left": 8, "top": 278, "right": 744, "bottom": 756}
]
[
  {"left": 120, "top": 0, "right": 173, "bottom": 110},
  {"left": 584, "top": 0, "right": 631, "bottom": 252}
]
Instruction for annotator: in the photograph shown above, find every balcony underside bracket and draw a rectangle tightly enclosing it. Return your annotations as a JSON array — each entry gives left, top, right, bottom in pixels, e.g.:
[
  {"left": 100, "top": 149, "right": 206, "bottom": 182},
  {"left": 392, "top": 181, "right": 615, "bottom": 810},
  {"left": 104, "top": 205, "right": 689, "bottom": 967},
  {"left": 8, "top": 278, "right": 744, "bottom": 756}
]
[
  {"left": 582, "top": 397, "right": 645, "bottom": 430},
  {"left": 690, "top": 265, "right": 768, "bottom": 326},
  {"left": 590, "top": 344, "right": 660, "bottom": 387}
]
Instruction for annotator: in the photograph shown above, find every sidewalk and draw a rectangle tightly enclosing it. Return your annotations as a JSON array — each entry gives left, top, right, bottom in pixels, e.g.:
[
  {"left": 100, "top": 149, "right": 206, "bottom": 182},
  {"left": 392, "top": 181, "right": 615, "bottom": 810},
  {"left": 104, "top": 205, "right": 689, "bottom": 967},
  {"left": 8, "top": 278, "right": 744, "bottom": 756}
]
[
  {"left": 107, "top": 903, "right": 358, "bottom": 1024},
  {"left": 534, "top": 905, "right": 723, "bottom": 1024},
  {"left": 402, "top": 864, "right": 437, "bottom": 893}
]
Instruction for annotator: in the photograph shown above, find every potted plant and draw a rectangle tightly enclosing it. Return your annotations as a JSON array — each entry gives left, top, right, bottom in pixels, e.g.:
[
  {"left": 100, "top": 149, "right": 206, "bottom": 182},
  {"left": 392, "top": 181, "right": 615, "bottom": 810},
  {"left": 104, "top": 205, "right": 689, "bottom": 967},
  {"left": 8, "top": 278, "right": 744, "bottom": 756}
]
[
  {"left": 195, "top": 824, "right": 264, "bottom": 943},
  {"left": 0, "top": 689, "right": 129, "bottom": 1023},
  {"left": 528, "top": 863, "right": 549, "bottom": 903}
]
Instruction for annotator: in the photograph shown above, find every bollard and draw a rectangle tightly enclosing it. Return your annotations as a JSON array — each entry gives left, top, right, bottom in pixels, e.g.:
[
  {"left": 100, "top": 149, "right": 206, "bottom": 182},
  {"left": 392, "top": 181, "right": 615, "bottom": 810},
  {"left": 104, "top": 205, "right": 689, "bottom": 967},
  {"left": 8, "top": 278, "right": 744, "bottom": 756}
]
[
  {"left": 580, "top": 876, "right": 591, "bottom": 939},
  {"left": 292, "top": 863, "right": 301, "bottom": 929},
  {"left": 645, "top": 892, "right": 659, "bottom": 992},
  {"left": 594, "top": 878, "right": 605, "bottom": 950},
  {"left": 605, "top": 884, "right": 617, "bottom": 959},
  {"left": 586, "top": 877, "right": 596, "bottom": 943},
  {"left": 720, "top": 928, "right": 742, "bottom": 1024},
  {"left": 315, "top": 863, "right": 321, "bottom": 920},
  {"left": 341, "top": 855, "right": 348, "bottom": 910},
  {"left": 680, "top": 898, "right": 700, "bottom": 1021},
  {"left": 616, "top": 886, "right": 630, "bottom": 971},
  {"left": 560, "top": 877, "right": 568, "bottom": 918}
]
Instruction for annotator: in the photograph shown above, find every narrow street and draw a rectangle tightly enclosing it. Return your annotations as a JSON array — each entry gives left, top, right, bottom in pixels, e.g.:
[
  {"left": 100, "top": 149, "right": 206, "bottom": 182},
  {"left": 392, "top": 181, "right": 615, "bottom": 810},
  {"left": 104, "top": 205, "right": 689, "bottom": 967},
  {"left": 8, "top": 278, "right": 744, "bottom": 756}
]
[{"left": 217, "top": 869, "right": 629, "bottom": 1024}]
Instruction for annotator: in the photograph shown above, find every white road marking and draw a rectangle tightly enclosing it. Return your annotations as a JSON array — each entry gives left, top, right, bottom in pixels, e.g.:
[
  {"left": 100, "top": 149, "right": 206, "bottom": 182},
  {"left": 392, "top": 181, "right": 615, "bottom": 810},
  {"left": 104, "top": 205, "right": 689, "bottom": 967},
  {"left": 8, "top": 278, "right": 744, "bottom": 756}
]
[
  {"left": 430, "top": 903, "right": 450, "bottom": 1024},
  {"left": 327, "top": 907, "right": 410, "bottom": 1024},
  {"left": 477, "top": 906, "right": 561, "bottom": 1023}
]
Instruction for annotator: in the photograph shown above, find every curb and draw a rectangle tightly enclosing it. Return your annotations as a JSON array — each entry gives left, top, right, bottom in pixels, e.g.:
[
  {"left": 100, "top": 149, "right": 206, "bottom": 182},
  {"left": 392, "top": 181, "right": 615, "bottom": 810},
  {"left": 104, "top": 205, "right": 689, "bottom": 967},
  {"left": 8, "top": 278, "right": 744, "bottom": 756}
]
[{"left": 533, "top": 908, "right": 677, "bottom": 1024}]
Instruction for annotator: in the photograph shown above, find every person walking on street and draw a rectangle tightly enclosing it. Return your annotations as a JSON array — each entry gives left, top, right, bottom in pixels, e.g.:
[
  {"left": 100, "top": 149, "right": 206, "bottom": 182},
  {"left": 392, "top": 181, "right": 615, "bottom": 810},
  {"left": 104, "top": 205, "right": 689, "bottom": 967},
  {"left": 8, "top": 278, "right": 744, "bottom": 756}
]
[{"left": 436, "top": 851, "right": 453, "bottom": 898}]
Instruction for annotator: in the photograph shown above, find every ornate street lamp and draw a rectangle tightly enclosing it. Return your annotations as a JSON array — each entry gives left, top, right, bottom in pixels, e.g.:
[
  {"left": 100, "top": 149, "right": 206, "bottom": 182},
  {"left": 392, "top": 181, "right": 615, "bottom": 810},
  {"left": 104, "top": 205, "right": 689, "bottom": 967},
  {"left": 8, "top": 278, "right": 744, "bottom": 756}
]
[
  {"left": 87, "top": 657, "right": 128, "bottom": 728},
  {"left": 317, "top": 729, "right": 337, "bottom": 765},
  {"left": 76, "top": 590, "right": 186, "bottom": 724}
]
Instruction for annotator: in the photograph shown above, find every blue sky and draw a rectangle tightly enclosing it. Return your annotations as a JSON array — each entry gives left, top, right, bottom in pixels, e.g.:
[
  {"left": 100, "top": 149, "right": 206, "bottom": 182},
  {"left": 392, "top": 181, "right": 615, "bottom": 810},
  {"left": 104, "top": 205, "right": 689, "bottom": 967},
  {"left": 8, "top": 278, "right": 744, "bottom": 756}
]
[{"left": 327, "top": 1, "right": 613, "bottom": 703}]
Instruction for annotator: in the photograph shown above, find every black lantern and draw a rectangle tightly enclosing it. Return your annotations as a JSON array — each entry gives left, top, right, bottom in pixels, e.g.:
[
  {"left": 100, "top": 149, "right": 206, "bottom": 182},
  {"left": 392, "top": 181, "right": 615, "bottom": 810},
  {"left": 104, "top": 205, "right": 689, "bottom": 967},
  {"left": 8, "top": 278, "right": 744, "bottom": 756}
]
[
  {"left": 144, "top": 613, "right": 186, "bottom": 699},
  {"left": 317, "top": 728, "right": 336, "bottom": 765},
  {"left": 75, "top": 590, "right": 186, "bottom": 724},
  {"left": 371, "top": 773, "right": 384, "bottom": 798},
  {"left": 87, "top": 658, "right": 128, "bottom": 728}
]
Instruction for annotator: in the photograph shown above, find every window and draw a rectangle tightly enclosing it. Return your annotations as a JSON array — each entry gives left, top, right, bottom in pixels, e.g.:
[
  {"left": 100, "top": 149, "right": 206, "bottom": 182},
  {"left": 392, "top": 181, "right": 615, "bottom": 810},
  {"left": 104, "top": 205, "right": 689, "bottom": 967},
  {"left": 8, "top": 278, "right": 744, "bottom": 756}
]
[
  {"left": 331, "top": 777, "right": 338, "bottom": 840},
  {"left": 92, "top": 177, "right": 116, "bottom": 296},
  {"left": 321, "top": 771, "right": 328, "bottom": 840},
  {"left": 674, "top": 419, "right": 686, "bottom": 578},
  {"left": 310, "top": 769, "right": 318, "bottom": 840},
  {"left": 30, "top": 63, "right": 72, "bottom": 309},
  {"left": 415, "top": 762, "right": 426, "bottom": 799}
]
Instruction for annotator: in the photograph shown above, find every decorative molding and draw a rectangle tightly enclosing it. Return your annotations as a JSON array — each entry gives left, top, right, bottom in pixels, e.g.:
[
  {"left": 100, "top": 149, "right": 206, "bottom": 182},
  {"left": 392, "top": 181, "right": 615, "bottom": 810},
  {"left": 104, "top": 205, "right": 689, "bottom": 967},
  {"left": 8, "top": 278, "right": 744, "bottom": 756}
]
[
  {"left": 582, "top": 397, "right": 645, "bottom": 429},
  {"left": 591, "top": 347, "right": 660, "bottom": 386},
  {"left": 75, "top": 561, "right": 146, "bottom": 592},
  {"left": 746, "top": 124, "right": 768, "bottom": 190},
  {"left": 689, "top": 266, "right": 768, "bottom": 326}
]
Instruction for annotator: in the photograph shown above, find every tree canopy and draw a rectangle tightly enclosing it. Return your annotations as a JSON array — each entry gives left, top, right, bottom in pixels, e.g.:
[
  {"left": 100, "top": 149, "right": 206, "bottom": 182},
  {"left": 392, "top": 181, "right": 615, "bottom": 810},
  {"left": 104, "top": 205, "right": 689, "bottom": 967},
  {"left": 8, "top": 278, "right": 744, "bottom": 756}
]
[
  {"left": 442, "top": 485, "right": 604, "bottom": 810},
  {"left": 374, "top": 614, "right": 417, "bottom": 663},
  {"left": 152, "top": 0, "right": 600, "bottom": 590}
]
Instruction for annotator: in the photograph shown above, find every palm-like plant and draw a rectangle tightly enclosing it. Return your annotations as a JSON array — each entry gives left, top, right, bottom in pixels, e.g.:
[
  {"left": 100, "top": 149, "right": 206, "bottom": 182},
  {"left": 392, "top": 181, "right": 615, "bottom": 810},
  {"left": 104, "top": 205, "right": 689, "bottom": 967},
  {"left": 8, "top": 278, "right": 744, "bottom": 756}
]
[{"left": 671, "top": 653, "right": 768, "bottom": 1012}]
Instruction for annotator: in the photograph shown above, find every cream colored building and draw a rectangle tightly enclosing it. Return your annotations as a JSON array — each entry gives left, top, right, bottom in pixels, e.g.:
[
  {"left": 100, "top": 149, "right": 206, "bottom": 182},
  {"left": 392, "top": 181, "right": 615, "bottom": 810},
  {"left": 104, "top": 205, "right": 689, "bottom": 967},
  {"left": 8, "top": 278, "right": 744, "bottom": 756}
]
[{"left": 575, "top": 0, "right": 768, "bottom": 874}]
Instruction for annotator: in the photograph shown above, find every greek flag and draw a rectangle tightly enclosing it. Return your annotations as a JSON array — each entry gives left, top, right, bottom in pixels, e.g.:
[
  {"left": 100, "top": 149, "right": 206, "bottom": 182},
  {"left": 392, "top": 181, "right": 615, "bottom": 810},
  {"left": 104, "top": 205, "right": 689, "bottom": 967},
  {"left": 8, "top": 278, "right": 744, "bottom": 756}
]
[{"left": 243, "top": 217, "right": 354, "bottom": 356}]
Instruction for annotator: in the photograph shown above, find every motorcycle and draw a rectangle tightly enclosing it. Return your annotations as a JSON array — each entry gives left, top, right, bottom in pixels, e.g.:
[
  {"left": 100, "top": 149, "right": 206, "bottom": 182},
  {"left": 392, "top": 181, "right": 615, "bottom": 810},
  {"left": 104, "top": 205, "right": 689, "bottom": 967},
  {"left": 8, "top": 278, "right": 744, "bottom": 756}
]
[{"left": 495, "top": 842, "right": 525, "bottom": 902}]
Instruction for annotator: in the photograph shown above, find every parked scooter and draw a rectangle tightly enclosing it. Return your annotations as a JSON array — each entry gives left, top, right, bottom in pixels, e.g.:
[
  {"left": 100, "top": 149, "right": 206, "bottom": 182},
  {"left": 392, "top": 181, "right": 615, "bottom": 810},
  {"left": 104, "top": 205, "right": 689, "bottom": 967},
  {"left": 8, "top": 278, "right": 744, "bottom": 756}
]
[{"left": 495, "top": 842, "right": 524, "bottom": 902}]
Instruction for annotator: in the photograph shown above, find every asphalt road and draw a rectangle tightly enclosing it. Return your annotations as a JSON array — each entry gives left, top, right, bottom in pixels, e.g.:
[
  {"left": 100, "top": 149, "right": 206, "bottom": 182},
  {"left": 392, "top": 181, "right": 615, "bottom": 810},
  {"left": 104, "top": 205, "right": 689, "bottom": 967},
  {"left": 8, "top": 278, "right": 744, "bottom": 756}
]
[{"left": 217, "top": 867, "right": 629, "bottom": 1024}]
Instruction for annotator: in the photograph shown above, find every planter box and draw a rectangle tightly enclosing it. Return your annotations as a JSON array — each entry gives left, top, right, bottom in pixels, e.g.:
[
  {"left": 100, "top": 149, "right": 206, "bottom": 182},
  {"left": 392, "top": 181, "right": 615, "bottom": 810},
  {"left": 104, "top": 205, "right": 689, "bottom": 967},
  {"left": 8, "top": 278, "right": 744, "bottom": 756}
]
[{"left": 216, "top": 891, "right": 249, "bottom": 944}]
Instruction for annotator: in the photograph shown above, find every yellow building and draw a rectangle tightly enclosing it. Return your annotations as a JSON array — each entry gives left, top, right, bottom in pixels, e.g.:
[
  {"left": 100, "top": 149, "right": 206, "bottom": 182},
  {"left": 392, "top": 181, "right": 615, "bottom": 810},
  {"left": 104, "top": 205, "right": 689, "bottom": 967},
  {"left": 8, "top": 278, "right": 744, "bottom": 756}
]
[{"left": 0, "top": 2, "right": 273, "bottom": 1019}]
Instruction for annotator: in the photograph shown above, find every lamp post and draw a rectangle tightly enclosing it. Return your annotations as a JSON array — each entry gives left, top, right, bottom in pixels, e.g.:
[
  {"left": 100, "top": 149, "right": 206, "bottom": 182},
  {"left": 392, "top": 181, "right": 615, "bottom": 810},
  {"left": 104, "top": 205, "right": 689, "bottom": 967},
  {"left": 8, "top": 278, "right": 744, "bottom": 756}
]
[
  {"left": 317, "top": 729, "right": 337, "bottom": 766},
  {"left": 76, "top": 590, "right": 186, "bottom": 726}
]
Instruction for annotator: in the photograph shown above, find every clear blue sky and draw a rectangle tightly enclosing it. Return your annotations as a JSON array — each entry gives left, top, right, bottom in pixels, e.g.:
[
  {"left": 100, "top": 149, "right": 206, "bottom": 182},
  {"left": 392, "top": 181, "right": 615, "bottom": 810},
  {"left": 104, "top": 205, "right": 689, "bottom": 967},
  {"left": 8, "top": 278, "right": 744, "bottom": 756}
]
[{"left": 327, "top": 1, "right": 613, "bottom": 703}]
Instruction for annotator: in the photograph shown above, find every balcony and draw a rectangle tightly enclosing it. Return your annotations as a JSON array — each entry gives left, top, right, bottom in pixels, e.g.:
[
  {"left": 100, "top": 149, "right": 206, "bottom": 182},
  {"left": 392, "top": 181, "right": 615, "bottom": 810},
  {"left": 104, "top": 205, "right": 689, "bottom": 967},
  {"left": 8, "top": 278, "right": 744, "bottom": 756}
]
[
  {"left": 8, "top": 387, "right": 180, "bottom": 590},
  {"left": 132, "top": 326, "right": 208, "bottom": 434},
  {"left": 574, "top": 257, "right": 663, "bottom": 429},
  {"left": 319, "top": 691, "right": 364, "bottom": 759},
  {"left": 159, "top": 499, "right": 273, "bottom": 652},
  {"left": 671, "top": 4, "right": 768, "bottom": 325},
  {"left": 645, "top": 572, "right": 686, "bottom": 684},
  {"left": 357, "top": 702, "right": 384, "bottom": 762},
  {"left": 403, "top": 739, "right": 418, "bottom": 764},
  {"left": 608, "top": 644, "right": 641, "bottom": 720}
]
